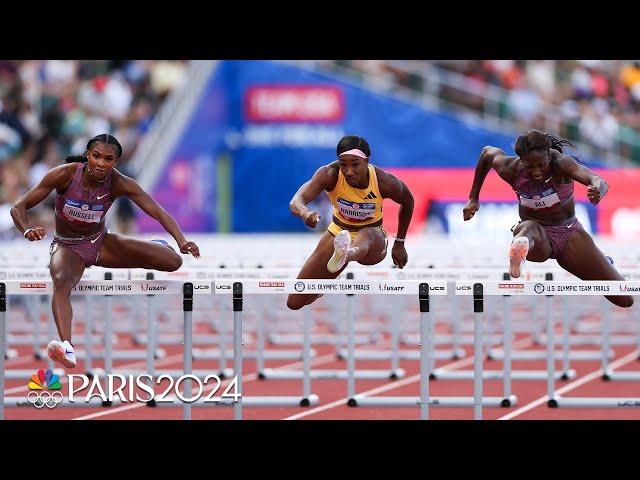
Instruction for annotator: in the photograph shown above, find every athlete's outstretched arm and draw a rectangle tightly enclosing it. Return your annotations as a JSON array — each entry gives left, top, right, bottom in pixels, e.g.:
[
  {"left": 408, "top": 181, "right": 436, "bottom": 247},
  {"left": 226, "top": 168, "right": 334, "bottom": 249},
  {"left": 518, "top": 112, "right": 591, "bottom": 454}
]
[
  {"left": 289, "top": 165, "right": 337, "bottom": 228},
  {"left": 377, "top": 169, "right": 414, "bottom": 268},
  {"left": 114, "top": 174, "right": 200, "bottom": 257},
  {"left": 463, "top": 146, "right": 512, "bottom": 221},
  {"left": 10, "top": 165, "right": 72, "bottom": 241},
  {"left": 555, "top": 154, "right": 608, "bottom": 204}
]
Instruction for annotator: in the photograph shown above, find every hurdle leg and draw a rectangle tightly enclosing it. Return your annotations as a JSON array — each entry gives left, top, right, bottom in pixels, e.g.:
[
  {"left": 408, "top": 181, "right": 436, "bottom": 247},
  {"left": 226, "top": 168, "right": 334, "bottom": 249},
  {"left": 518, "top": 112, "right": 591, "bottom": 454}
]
[
  {"left": 302, "top": 306, "right": 311, "bottom": 404},
  {"left": 502, "top": 293, "right": 512, "bottom": 405},
  {"left": 546, "top": 293, "right": 557, "bottom": 406},
  {"left": 146, "top": 294, "right": 156, "bottom": 384},
  {"left": 346, "top": 292, "right": 356, "bottom": 400},
  {"left": 46, "top": 296, "right": 54, "bottom": 370},
  {"left": 561, "top": 297, "right": 571, "bottom": 380},
  {"left": 233, "top": 283, "right": 243, "bottom": 420},
  {"left": 451, "top": 289, "right": 461, "bottom": 358},
  {"left": 104, "top": 296, "right": 113, "bottom": 375},
  {"left": 32, "top": 296, "right": 41, "bottom": 359},
  {"left": 1, "top": 283, "right": 6, "bottom": 420},
  {"left": 256, "top": 296, "right": 265, "bottom": 374},
  {"left": 473, "top": 283, "right": 483, "bottom": 420},
  {"left": 183, "top": 283, "right": 193, "bottom": 420},
  {"left": 218, "top": 297, "right": 228, "bottom": 377},
  {"left": 601, "top": 300, "right": 611, "bottom": 378},
  {"left": 389, "top": 297, "right": 400, "bottom": 379},
  {"left": 419, "top": 284, "right": 430, "bottom": 420},
  {"left": 84, "top": 296, "right": 93, "bottom": 375}
]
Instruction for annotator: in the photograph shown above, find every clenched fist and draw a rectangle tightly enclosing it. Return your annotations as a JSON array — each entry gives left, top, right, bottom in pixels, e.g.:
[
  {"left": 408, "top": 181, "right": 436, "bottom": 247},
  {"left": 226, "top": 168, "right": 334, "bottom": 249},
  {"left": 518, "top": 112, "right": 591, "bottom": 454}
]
[{"left": 463, "top": 199, "right": 480, "bottom": 221}]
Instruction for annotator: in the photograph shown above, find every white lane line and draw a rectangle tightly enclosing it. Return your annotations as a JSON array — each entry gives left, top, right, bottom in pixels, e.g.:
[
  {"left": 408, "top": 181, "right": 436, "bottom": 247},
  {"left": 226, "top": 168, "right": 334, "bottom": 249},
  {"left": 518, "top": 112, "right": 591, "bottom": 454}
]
[
  {"left": 71, "top": 349, "right": 355, "bottom": 420},
  {"left": 283, "top": 337, "right": 533, "bottom": 420},
  {"left": 498, "top": 350, "right": 640, "bottom": 420}
]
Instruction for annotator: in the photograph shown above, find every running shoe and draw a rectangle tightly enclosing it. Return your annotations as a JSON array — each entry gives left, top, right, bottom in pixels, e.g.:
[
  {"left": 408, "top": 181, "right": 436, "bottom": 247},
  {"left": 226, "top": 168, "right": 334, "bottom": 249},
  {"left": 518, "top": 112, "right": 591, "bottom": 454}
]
[
  {"left": 47, "top": 340, "right": 77, "bottom": 369},
  {"left": 508, "top": 237, "right": 529, "bottom": 278},
  {"left": 149, "top": 237, "right": 175, "bottom": 252},
  {"left": 327, "top": 230, "right": 351, "bottom": 273}
]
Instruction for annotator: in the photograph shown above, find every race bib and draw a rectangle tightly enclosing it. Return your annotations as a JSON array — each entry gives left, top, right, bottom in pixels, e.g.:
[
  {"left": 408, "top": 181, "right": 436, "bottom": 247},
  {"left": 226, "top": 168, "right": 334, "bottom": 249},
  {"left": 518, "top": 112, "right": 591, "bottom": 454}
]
[
  {"left": 518, "top": 188, "right": 561, "bottom": 210},
  {"left": 336, "top": 197, "right": 376, "bottom": 222},
  {"left": 61, "top": 199, "right": 105, "bottom": 224}
]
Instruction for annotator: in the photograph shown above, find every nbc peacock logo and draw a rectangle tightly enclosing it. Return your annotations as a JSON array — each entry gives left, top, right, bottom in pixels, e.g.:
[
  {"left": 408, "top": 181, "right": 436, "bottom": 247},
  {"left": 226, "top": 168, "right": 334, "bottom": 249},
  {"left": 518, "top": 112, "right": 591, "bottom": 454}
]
[{"left": 27, "top": 369, "right": 63, "bottom": 409}]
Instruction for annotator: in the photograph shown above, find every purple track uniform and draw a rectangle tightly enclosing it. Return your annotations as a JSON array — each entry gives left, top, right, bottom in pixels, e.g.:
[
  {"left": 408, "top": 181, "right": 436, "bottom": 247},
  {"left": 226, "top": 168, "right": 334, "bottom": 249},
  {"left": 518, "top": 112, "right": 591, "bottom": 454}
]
[{"left": 50, "top": 163, "right": 113, "bottom": 266}]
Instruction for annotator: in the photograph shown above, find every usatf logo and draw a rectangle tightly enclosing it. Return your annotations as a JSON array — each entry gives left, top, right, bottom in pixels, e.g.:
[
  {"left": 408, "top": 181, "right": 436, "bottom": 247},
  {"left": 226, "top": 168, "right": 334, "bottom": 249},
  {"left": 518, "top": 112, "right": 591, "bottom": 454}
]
[
  {"left": 140, "top": 284, "right": 167, "bottom": 292},
  {"left": 27, "top": 369, "right": 63, "bottom": 409},
  {"left": 534, "top": 283, "right": 545, "bottom": 294},
  {"left": 379, "top": 284, "right": 404, "bottom": 292},
  {"left": 294, "top": 282, "right": 306, "bottom": 292},
  {"left": 619, "top": 285, "right": 640, "bottom": 293}
]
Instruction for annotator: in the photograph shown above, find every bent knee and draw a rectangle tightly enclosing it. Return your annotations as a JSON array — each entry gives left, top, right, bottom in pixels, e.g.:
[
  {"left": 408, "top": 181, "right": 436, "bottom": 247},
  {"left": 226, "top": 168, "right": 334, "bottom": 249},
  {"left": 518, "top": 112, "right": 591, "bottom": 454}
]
[
  {"left": 619, "top": 296, "right": 634, "bottom": 308},
  {"left": 51, "top": 273, "right": 77, "bottom": 292},
  {"left": 165, "top": 253, "right": 183, "bottom": 272},
  {"left": 287, "top": 296, "right": 304, "bottom": 310}
]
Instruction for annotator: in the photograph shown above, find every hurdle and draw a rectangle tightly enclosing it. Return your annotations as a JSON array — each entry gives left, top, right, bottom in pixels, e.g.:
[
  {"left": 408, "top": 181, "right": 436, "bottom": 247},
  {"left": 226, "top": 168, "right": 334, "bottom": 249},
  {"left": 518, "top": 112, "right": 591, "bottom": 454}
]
[
  {"left": 452, "top": 280, "right": 640, "bottom": 410},
  {"left": 0, "top": 279, "right": 209, "bottom": 420},
  {"left": 437, "top": 273, "right": 576, "bottom": 383},
  {"left": 259, "top": 273, "right": 406, "bottom": 381},
  {"left": 208, "top": 279, "right": 446, "bottom": 419}
]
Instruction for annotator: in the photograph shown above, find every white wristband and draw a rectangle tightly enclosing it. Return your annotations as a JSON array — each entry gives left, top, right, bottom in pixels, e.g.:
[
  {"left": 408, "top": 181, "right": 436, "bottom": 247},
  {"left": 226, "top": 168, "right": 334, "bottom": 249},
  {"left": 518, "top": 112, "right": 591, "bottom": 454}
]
[
  {"left": 23, "top": 228, "right": 35, "bottom": 238},
  {"left": 394, "top": 237, "right": 405, "bottom": 243}
]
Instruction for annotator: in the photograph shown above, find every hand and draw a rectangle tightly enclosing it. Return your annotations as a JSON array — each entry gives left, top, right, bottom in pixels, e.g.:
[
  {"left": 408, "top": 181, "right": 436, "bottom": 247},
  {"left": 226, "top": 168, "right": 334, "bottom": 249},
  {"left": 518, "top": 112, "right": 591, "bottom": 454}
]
[
  {"left": 24, "top": 226, "right": 47, "bottom": 241},
  {"left": 587, "top": 185, "right": 602, "bottom": 204},
  {"left": 302, "top": 210, "right": 321, "bottom": 228},
  {"left": 391, "top": 241, "right": 408, "bottom": 269},
  {"left": 463, "top": 198, "right": 480, "bottom": 221},
  {"left": 179, "top": 241, "right": 200, "bottom": 258}
]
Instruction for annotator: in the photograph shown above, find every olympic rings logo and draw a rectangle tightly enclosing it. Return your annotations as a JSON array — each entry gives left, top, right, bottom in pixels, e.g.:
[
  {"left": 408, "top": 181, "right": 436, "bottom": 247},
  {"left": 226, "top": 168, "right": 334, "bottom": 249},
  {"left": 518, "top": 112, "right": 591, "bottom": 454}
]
[{"left": 27, "top": 390, "right": 63, "bottom": 409}]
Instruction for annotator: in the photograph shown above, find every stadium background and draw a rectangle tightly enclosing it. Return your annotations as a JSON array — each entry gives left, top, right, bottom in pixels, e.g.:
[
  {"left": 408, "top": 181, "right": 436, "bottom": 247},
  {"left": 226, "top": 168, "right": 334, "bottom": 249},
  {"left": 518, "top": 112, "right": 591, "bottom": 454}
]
[{"left": 1, "top": 59, "right": 639, "bottom": 244}]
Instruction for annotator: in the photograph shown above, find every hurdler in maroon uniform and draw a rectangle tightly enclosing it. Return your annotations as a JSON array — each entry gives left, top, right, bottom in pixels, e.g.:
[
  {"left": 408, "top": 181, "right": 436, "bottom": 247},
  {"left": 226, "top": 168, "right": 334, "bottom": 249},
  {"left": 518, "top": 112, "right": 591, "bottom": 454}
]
[
  {"left": 463, "top": 129, "right": 633, "bottom": 308},
  {"left": 10, "top": 134, "right": 202, "bottom": 369}
]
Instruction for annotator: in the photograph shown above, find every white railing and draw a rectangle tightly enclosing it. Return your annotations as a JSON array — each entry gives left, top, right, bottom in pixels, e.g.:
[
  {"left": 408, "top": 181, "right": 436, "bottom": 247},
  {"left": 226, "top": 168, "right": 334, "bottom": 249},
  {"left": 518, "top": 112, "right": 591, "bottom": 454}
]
[
  {"left": 288, "top": 60, "right": 636, "bottom": 167},
  {"left": 129, "top": 60, "right": 219, "bottom": 191}
]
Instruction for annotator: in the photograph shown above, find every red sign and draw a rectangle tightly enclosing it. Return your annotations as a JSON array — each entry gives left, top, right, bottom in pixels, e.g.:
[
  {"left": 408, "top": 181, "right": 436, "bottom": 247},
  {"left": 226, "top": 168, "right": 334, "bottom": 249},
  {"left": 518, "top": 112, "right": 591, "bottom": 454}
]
[
  {"left": 383, "top": 168, "right": 640, "bottom": 236},
  {"left": 259, "top": 282, "right": 285, "bottom": 288},
  {"left": 245, "top": 86, "right": 344, "bottom": 123}
]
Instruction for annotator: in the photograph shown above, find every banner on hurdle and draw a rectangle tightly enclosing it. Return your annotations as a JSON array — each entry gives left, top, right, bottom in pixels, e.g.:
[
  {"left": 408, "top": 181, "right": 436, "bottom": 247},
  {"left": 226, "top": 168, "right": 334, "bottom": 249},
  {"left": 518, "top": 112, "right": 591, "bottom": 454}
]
[
  {"left": 2, "top": 280, "right": 213, "bottom": 296},
  {"left": 212, "top": 279, "right": 449, "bottom": 295},
  {"left": 455, "top": 281, "right": 640, "bottom": 296}
]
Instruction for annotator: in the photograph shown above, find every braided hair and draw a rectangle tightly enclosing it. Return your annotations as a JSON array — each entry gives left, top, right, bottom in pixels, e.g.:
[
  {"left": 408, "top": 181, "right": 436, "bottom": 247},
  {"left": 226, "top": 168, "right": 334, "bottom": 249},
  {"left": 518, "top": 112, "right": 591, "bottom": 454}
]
[{"left": 65, "top": 134, "right": 123, "bottom": 163}]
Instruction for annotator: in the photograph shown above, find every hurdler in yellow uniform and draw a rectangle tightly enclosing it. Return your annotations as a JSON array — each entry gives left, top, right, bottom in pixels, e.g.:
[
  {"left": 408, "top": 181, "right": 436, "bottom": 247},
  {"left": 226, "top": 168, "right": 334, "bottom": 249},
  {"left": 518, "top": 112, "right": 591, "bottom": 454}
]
[
  {"left": 287, "top": 135, "right": 415, "bottom": 311},
  {"left": 326, "top": 163, "right": 385, "bottom": 241}
]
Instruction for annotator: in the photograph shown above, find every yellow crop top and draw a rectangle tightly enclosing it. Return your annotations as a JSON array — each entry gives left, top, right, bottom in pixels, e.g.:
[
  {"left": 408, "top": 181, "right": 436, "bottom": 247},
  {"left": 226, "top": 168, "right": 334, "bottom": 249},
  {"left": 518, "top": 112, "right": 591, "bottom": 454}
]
[{"left": 326, "top": 164, "right": 383, "bottom": 227}]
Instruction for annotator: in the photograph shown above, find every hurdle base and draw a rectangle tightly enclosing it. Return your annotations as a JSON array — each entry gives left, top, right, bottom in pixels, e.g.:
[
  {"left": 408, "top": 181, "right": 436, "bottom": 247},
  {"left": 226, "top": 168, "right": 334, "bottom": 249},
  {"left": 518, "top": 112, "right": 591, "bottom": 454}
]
[
  {"left": 4, "top": 348, "right": 18, "bottom": 360},
  {"left": 549, "top": 395, "right": 640, "bottom": 408},
  {"left": 602, "top": 370, "right": 640, "bottom": 382},
  {"left": 431, "top": 369, "right": 577, "bottom": 381},
  {"left": 336, "top": 348, "right": 466, "bottom": 361},
  {"left": 258, "top": 368, "right": 406, "bottom": 380},
  {"left": 487, "top": 349, "right": 615, "bottom": 361},
  {"left": 349, "top": 395, "right": 517, "bottom": 408},
  {"left": 193, "top": 348, "right": 317, "bottom": 361},
  {"left": 3, "top": 367, "right": 66, "bottom": 379},
  {"left": 150, "top": 394, "right": 320, "bottom": 407}
]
